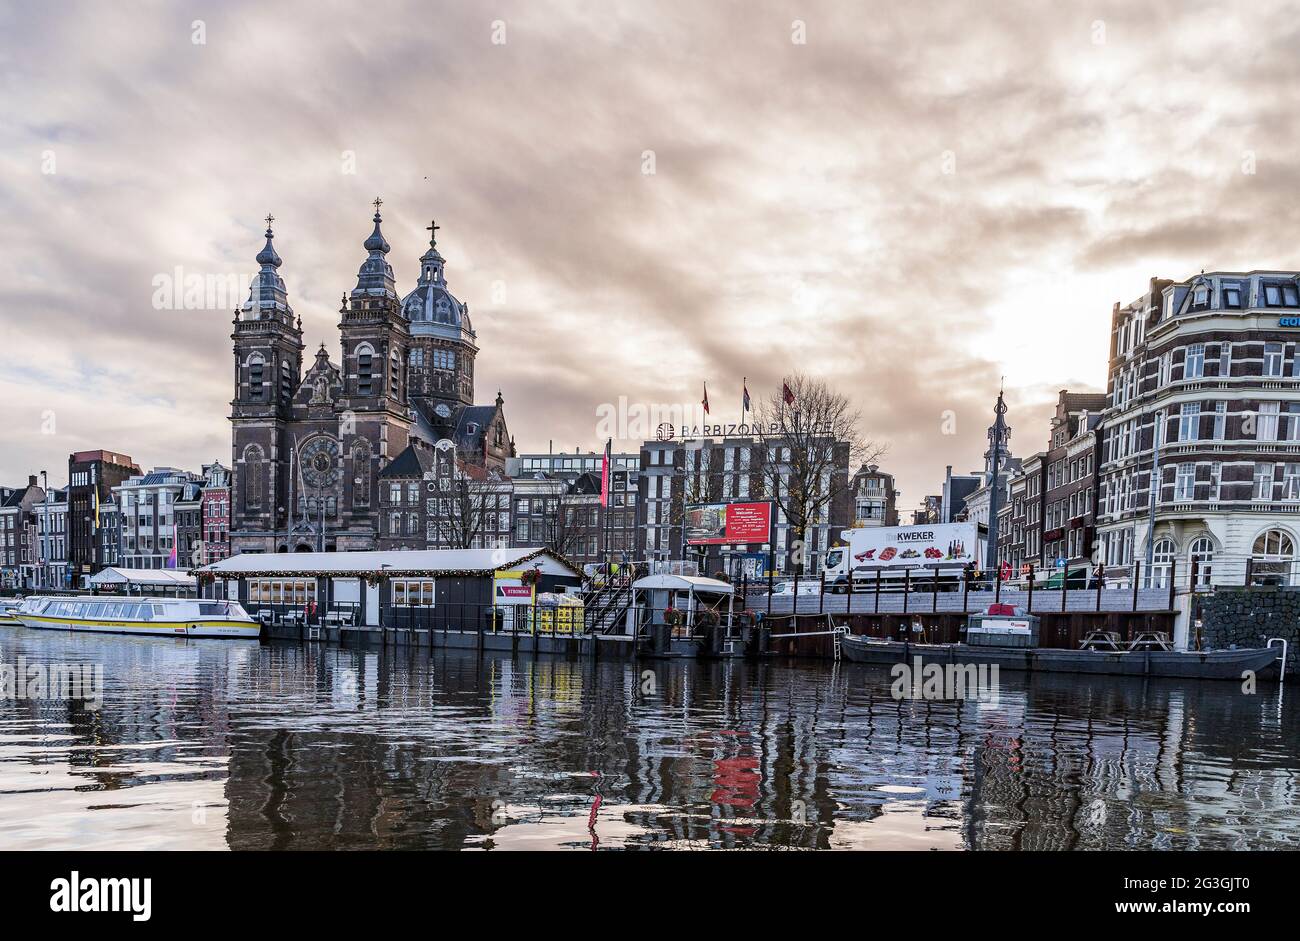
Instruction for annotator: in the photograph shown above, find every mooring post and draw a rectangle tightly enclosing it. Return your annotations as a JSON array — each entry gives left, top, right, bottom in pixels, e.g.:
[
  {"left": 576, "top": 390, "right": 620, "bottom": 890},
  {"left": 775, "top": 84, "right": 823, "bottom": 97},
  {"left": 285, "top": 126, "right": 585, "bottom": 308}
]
[
  {"left": 1060, "top": 565, "right": 1068, "bottom": 614},
  {"left": 1168, "top": 559, "right": 1177, "bottom": 611},
  {"left": 874, "top": 569, "right": 882, "bottom": 615},
  {"left": 1027, "top": 570, "right": 1034, "bottom": 613},
  {"left": 1132, "top": 561, "right": 1141, "bottom": 612}
]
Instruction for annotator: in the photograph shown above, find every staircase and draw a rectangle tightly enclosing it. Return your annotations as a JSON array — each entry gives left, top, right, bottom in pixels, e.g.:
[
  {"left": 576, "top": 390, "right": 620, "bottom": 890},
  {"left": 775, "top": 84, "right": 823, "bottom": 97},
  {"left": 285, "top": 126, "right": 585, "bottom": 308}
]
[{"left": 582, "top": 581, "right": 635, "bottom": 634}]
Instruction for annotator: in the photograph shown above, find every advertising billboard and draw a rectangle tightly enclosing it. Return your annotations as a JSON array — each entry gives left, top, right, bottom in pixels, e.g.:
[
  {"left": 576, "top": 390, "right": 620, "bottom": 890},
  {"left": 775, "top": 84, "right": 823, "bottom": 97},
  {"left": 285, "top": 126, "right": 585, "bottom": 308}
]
[
  {"left": 685, "top": 501, "right": 773, "bottom": 545},
  {"left": 842, "top": 522, "right": 977, "bottom": 569}
]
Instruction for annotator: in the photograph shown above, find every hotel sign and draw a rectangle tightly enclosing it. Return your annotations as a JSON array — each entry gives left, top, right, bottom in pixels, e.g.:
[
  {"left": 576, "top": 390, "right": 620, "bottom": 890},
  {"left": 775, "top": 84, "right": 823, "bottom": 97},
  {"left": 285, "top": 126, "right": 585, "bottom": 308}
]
[
  {"left": 1279, "top": 317, "right": 1300, "bottom": 327},
  {"left": 663, "top": 420, "right": 835, "bottom": 441}
]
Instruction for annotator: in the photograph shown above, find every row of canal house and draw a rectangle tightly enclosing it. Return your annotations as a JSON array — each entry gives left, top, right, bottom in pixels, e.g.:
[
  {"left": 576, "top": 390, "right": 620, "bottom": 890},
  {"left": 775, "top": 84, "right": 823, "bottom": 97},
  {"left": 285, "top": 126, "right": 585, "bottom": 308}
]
[{"left": 199, "top": 548, "right": 583, "bottom": 640}]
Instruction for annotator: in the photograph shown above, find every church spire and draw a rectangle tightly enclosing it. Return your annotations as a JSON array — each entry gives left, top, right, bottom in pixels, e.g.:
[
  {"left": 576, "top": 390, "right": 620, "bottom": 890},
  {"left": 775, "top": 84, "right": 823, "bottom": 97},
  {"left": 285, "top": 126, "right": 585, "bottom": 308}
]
[
  {"left": 242, "top": 212, "right": 293, "bottom": 320},
  {"left": 351, "top": 197, "right": 397, "bottom": 299}
]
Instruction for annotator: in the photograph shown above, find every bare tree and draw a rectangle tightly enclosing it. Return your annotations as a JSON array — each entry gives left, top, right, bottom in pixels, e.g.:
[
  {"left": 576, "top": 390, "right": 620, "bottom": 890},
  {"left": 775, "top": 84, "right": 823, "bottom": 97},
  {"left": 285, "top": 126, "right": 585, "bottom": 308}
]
[
  {"left": 428, "top": 463, "right": 513, "bottom": 550},
  {"left": 752, "top": 372, "right": 884, "bottom": 574},
  {"left": 538, "top": 484, "right": 600, "bottom": 559}
]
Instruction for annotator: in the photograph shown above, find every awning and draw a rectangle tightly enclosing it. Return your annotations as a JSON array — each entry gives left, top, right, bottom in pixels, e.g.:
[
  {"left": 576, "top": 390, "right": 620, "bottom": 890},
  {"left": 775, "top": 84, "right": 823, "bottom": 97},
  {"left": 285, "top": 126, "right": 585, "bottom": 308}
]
[
  {"left": 88, "top": 567, "right": 197, "bottom": 590},
  {"left": 632, "top": 574, "right": 734, "bottom": 595}
]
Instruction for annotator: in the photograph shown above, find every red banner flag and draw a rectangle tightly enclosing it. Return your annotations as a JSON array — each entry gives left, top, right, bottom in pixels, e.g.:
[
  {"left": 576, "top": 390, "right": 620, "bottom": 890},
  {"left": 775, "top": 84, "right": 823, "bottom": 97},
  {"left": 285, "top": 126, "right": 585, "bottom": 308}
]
[
  {"left": 782, "top": 381, "right": 795, "bottom": 406},
  {"left": 702, "top": 381, "right": 710, "bottom": 416},
  {"left": 599, "top": 439, "right": 611, "bottom": 507}
]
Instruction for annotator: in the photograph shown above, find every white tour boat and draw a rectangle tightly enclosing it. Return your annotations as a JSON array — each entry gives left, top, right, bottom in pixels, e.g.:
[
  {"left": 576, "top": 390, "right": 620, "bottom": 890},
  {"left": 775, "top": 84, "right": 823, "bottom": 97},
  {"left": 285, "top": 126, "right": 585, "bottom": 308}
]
[{"left": 14, "top": 595, "right": 262, "bottom": 639}]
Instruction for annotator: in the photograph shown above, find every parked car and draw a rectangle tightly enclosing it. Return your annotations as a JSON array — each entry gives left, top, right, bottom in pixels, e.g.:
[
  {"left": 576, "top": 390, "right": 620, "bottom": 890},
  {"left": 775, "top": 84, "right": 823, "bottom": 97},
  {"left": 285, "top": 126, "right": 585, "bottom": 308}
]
[{"left": 770, "top": 579, "right": 823, "bottom": 597}]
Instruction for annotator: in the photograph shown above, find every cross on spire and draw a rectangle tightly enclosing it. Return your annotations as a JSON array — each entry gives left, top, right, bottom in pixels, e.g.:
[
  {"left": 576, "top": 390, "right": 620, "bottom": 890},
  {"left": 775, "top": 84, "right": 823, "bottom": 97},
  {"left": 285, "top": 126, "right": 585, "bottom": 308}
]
[
  {"left": 426, "top": 218, "right": 440, "bottom": 246},
  {"left": 264, "top": 212, "right": 275, "bottom": 229},
  {"left": 372, "top": 196, "right": 383, "bottom": 214}
]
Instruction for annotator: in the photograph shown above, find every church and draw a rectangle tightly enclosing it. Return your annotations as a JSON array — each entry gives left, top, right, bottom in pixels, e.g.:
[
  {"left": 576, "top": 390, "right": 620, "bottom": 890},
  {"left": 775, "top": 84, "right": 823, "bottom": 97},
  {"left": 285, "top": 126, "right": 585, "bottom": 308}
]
[{"left": 228, "top": 200, "right": 513, "bottom": 553}]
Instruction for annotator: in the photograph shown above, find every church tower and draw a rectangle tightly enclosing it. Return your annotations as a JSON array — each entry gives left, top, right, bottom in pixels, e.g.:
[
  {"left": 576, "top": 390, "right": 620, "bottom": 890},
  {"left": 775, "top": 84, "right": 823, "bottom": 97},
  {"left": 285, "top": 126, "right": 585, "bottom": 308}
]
[
  {"left": 400, "top": 218, "right": 477, "bottom": 419},
  {"left": 336, "top": 199, "right": 413, "bottom": 530},
  {"left": 229, "top": 216, "right": 303, "bottom": 552}
]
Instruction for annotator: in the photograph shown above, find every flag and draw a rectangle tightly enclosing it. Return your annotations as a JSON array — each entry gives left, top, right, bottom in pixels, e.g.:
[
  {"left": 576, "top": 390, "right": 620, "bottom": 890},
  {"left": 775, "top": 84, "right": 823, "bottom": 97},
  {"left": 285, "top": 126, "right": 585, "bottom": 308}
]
[
  {"left": 782, "top": 381, "right": 795, "bottom": 406},
  {"left": 702, "top": 381, "right": 710, "bottom": 416},
  {"left": 167, "top": 523, "right": 178, "bottom": 569},
  {"left": 599, "top": 438, "right": 611, "bottom": 508},
  {"left": 742, "top": 378, "right": 750, "bottom": 414}
]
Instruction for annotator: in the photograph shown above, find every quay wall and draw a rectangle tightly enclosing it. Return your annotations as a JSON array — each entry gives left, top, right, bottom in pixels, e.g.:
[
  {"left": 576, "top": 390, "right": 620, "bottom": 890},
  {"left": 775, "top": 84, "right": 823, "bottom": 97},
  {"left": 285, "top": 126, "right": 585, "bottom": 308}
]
[{"left": 1199, "top": 588, "right": 1298, "bottom": 676}]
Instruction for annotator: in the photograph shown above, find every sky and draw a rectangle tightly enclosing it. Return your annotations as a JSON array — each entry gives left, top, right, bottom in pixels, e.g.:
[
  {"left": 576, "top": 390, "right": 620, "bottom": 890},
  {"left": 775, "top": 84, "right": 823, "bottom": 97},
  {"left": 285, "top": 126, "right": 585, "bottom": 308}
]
[{"left": 3, "top": 0, "right": 1299, "bottom": 509}]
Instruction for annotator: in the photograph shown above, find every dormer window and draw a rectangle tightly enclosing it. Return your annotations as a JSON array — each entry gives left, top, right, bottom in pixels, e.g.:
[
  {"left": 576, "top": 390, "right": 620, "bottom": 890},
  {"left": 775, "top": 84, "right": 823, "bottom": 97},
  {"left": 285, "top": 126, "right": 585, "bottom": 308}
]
[
  {"left": 1191, "top": 285, "right": 1209, "bottom": 309},
  {"left": 1223, "top": 284, "right": 1242, "bottom": 307},
  {"left": 1264, "top": 282, "right": 1300, "bottom": 307}
]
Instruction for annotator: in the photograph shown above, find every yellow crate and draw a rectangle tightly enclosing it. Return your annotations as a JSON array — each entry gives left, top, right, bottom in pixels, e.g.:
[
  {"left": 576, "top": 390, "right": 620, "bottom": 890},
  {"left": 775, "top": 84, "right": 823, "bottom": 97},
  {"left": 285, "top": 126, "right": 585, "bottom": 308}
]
[{"left": 524, "top": 603, "right": 585, "bottom": 634}]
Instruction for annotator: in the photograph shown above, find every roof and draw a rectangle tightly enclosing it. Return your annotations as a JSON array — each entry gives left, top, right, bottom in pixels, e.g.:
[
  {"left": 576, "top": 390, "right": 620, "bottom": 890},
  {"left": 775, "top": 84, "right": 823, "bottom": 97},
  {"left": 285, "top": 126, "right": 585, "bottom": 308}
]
[
  {"left": 198, "top": 547, "right": 581, "bottom": 579},
  {"left": 378, "top": 443, "right": 437, "bottom": 479},
  {"left": 633, "top": 573, "right": 734, "bottom": 594},
  {"left": 88, "top": 567, "right": 197, "bottom": 588}
]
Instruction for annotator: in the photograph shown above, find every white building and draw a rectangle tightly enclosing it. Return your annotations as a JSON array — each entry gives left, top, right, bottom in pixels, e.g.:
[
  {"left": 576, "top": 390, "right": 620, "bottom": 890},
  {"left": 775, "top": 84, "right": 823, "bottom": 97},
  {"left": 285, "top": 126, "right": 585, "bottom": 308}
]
[{"left": 1096, "top": 271, "right": 1300, "bottom": 597}]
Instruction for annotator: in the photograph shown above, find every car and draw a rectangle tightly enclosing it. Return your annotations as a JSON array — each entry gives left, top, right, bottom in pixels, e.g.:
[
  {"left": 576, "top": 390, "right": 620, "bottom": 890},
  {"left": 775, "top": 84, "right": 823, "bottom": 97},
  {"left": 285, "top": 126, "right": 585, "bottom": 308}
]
[{"left": 770, "top": 579, "right": 823, "bottom": 597}]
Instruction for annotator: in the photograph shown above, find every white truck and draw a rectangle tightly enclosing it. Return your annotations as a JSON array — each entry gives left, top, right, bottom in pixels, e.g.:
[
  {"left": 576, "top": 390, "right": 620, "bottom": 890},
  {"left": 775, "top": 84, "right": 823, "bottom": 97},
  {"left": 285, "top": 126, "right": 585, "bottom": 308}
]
[{"left": 823, "top": 522, "right": 980, "bottom": 593}]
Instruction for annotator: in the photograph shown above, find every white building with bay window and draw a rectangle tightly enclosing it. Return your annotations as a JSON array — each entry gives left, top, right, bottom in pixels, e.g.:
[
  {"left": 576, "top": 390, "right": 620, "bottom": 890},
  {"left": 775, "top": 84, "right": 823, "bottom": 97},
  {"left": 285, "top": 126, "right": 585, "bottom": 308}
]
[{"left": 1096, "top": 270, "right": 1300, "bottom": 608}]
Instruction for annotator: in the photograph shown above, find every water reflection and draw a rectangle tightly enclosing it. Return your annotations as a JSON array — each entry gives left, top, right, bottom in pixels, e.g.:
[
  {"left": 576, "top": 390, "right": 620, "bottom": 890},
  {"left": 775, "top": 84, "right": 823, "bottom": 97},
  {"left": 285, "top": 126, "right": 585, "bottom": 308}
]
[{"left": 0, "top": 627, "right": 1296, "bottom": 850}]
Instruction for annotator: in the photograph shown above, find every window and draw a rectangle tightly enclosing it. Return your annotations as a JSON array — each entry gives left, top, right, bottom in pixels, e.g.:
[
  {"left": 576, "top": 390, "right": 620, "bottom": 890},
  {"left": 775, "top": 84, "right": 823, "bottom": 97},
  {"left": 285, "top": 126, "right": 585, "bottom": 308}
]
[
  {"left": 1264, "top": 283, "right": 1300, "bottom": 307},
  {"left": 393, "top": 579, "right": 436, "bottom": 606},
  {"left": 1192, "top": 285, "right": 1209, "bottom": 308},
  {"left": 1210, "top": 462, "right": 1223, "bottom": 501},
  {"left": 1284, "top": 464, "right": 1300, "bottom": 501},
  {"left": 1251, "top": 529, "right": 1296, "bottom": 586},
  {"left": 352, "top": 442, "right": 372, "bottom": 507},
  {"left": 1223, "top": 284, "right": 1241, "bottom": 307},
  {"left": 1257, "top": 402, "right": 1280, "bottom": 441},
  {"left": 1158, "top": 352, "right": 1172, "bottom": 387},
  {"left": 1149, "top": 537, "right": 1175, "bottom": 589},
  {"left": 1189, "top": 537, "right": 1214, "bottom": 588},
  {"left": 1254, "top": 463, "right": 1275, "bottom": 501},
  {"left": 1264, "top": 343, "right": 1284, "bottom": 377},
  {"left": 388, "top": 483, "right": 402, "bottom": 504},
  {"left": 249, "top": 354, "right": 265, "bottom": 399},
  {"left": 1213, "top": 401, "right": 1227, "bottom": 440},
  {"left": 357, "top": 348, "right": 374, "bottom": 396},
  {"left": 1174, "top": 463, "right": 1195, "bottom": 501},
  {"left": 1184, "top": 343, "right": 1205, "bottom": 379},
  {"left": 1219, "top": 344, "right": 1232, "bottom": 378},
  {"left": 1178, "top": 402, "right": 1200, "bottom": 441}
]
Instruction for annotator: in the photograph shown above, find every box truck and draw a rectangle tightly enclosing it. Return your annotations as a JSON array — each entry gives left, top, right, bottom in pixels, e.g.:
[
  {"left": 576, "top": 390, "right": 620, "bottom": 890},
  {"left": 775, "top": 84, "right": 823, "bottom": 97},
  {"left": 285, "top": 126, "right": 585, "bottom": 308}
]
[{"left": 823, "top": 522, "right": 979, "bottom": 593}]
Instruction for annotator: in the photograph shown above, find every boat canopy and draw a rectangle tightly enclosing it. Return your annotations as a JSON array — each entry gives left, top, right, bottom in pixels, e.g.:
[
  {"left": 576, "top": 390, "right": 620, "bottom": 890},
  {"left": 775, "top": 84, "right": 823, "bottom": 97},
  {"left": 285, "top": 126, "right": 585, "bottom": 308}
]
[
  {"left": 632, "top": 574, "right": 734, "bottom": 595},
  {"left": 198, "top": 547, "right": 580, "bottom": 579}
]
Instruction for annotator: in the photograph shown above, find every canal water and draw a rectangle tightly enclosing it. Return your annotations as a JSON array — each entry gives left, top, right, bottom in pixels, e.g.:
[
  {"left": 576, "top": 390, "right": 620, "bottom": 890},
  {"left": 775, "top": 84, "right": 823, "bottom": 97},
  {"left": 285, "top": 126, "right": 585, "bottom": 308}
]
[{"left": 1, "top": 626, "right": 1297, "bottom": 850}]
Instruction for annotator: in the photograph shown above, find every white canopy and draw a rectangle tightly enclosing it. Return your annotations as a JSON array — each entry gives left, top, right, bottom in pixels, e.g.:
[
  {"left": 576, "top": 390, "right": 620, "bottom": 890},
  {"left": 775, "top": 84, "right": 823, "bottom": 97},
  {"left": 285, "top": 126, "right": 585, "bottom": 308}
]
[
  {"left": 632, "top": 574, "right": 734, "bottom": 595},
  {"left": 88, "top": 567, "right": 197, "bottom": 589}
]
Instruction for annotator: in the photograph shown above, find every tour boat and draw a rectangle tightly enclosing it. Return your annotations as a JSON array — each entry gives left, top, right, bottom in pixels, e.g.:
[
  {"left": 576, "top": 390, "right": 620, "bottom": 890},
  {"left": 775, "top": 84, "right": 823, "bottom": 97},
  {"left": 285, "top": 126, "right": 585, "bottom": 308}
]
[
  {"left": 14, "top": 595, "right": 262, "bottom": 639},
  {"left": 0, "top": 599, "right": 22, "bottom": 625},
  {"left": 838, "top": 634, "right": 1282, "bottom": 681}
]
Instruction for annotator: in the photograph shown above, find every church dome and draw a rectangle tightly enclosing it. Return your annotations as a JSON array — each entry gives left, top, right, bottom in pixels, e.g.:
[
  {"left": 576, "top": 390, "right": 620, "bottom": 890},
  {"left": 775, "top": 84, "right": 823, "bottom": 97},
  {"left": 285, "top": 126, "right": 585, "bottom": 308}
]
[{"left": 401, "top": 220, "right": 474, "bottom": 339}]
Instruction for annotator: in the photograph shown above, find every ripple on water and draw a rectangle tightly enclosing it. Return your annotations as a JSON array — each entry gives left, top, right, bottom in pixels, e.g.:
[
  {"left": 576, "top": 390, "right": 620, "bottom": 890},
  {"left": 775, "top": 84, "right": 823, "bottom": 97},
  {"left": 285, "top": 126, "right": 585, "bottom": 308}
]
[{"left": 2, "top": 628, "right": 1298, "bottom": 849}]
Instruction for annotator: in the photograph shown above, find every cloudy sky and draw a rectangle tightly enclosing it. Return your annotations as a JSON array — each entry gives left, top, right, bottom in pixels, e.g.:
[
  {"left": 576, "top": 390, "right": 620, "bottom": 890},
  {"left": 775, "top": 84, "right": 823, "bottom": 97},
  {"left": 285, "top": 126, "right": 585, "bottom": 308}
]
[{"left": 2, "top": 0, "right": 1298, "bottom": 507}]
